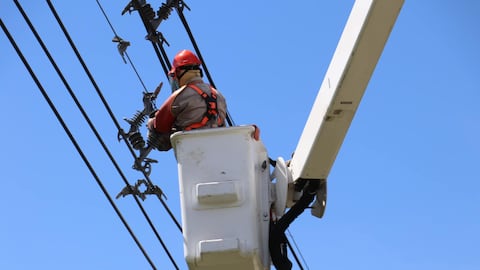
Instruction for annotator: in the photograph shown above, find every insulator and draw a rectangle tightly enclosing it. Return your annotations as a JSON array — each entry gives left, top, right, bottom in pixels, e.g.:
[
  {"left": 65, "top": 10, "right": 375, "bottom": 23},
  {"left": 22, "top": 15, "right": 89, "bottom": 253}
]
[
  {"left": 157, "top": 3, "right": 173, "bottom": 21},
  {"left": 147, "top": 131, "right": 162, "bottom": 150},
  {"left": 141, "top": 4, "right": 155, "bottom": 21},
  {"left": 129, "top": 131, "right": 146, "bottom": 150},
  {"left": 125, "top": 110, "right": 147, "bottom": 131}
]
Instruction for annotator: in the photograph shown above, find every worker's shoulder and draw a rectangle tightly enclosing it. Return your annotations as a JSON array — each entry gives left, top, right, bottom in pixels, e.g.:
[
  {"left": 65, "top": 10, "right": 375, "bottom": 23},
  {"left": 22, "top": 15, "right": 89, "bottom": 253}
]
[
  {"left": 177, "top": 82, "right": 224, "bottom": 98},
  {"left": 173, "top": 85, "right": 188, "bottom": 94},
  {"left": 173, "top": 85, "right": 202, "bottom": 102},
  {"left": 189, "top": 82, "right": 223, "bottom": 95}
]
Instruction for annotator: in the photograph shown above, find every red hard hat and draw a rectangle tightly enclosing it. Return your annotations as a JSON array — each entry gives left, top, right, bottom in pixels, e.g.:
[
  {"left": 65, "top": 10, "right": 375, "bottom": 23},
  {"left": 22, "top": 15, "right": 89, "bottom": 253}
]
[{"left": 169, "top": 50, "right": 201, "bottom": 76}]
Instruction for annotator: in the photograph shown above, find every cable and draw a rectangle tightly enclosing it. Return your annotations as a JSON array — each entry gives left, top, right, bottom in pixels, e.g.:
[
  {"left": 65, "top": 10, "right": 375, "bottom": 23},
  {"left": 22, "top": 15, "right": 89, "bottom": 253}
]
[
  {"left": 174, "top": 1, "right": 235, "bottom": 127},
  {"left": 287, "top": 229, "right": 310, "bottom": 270},
  {"left": 286, "top": 240, "right": 304, "bottom": 270},
  {"left": 0, "top": 17, "right": 157, "bottom": 270},
  {"left": 13, "top": 1, "right": 180, "bottom": 268},
  {"left": 45, "top": 0, "right": 182, "bottom": 232},
  {"left": 128, "top": 0, "right": 171, "bottom": 78},
  {"left": 95, "top": 0, "right": 148, "bottom": 93}
]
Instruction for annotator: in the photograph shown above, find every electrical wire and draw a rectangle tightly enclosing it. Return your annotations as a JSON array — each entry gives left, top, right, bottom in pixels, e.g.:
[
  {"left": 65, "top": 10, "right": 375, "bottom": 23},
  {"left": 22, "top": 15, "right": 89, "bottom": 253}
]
[
  {"left": 0, "top": 17, "right": 157, "bottom": 270},
  {"left": 287, "top": 240, "right": 305, "bottom": 270},
  {"left": 174, "top": 1, "right": 235, "bottom": 126},
  {"left": 287, "top": 229, "right": 310, "bottom": 270},
  {"left": 12, "top": 1, "right": 313, "bottom": 269},
  {"left": 95, "top": 0, "right": 148, "bottom": 93},
  {"left": 122, "top": 2, "right": 312, "bottom": 269},
  {"left": 13, "top": 1, "right": 180, "bottom": 268},
  {"left": 119, "top": 0, "right": 236, "bottom": 125},
  {"left": 128, "top": 0, "right": 171, "bottom": 78},
  {"left": 45, "top": 0, "right": 183, "bottom": 233}
]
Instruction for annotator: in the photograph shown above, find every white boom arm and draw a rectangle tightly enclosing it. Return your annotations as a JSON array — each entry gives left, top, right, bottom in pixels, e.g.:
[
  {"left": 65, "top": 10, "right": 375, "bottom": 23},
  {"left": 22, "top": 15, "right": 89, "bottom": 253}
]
[{"left": 289, "top": 0, "right": 404, "bottom": 182}]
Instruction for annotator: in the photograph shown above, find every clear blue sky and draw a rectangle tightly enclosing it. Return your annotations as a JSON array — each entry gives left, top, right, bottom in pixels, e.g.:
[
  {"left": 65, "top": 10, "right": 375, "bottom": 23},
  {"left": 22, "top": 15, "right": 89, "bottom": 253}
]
[{"left": 1, "top": 1, "right": 479, "bottom": 269}]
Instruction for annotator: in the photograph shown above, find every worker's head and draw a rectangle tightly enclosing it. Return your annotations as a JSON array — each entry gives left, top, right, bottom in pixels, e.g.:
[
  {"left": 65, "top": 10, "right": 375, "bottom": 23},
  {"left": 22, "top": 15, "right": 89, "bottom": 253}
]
[{"left": 169, "top": 49, "right": 203, "bottom": 91}]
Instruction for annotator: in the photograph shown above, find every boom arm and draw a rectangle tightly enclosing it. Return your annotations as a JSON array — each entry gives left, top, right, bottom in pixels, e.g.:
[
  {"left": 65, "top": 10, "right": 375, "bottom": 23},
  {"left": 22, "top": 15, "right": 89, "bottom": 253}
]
[{"left": 289, "top": 0, "right": 404, "bottom": 182}]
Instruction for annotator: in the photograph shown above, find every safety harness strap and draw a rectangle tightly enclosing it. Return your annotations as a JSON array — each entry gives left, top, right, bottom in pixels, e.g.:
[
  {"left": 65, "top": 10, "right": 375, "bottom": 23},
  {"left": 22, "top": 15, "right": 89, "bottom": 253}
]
[{"left": 184, "top": 84, "right": 222, "bottom": 131}]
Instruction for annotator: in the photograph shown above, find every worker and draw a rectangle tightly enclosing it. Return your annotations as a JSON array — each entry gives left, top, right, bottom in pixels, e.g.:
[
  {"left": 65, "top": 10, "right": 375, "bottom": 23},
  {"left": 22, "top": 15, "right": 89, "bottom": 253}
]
[{"left": 147, "top": 49, "right": 227, "bottom": 151}]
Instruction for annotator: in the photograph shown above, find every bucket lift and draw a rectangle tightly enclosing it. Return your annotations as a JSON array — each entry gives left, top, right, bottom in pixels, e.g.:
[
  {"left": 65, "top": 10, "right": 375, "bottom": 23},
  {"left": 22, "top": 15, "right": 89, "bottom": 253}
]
[
  {"left": 171, "top": 0, "right": 404, "bottom": 269},
  {"left": 172, "top": 126, "right": 270, "bottom": 270}
]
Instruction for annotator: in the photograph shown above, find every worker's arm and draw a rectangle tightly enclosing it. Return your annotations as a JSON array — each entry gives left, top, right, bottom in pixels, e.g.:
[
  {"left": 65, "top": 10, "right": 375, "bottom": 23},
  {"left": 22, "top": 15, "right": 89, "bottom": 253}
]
[{"left": 150, "top": 94, "right": 177, "bottom": 133}]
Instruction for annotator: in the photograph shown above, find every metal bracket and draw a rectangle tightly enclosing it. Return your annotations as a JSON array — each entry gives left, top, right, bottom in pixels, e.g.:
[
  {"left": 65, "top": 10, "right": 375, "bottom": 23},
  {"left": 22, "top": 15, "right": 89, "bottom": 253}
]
[
  {"left": 116, "top": 179, "right": 165, "bottom": 201},
  {"left": 311, "top": 180, "right": 327, "bottom": 218},
  {"left": 146, "top": 30, "right": 169, "bottom": 47},
  {"left": 133, "top": 147, "right": 157, "bottom": 176},
  {"left": 112, "top": 35, "right": 130, "bottom": 64},
  {"left": 121, "top": 0, "right": 146, "bottom": 15},
  {"left": 117, "top": 83, "right": 162, "bottom": 175},
  {"left": 176, "top": 0, "right": 190, "bottom": 13}
]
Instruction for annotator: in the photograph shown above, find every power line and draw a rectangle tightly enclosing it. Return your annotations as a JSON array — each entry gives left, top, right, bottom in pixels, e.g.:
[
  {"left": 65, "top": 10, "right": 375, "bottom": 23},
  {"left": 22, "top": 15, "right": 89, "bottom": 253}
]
[
  {"left": 45, "top": 0, "right": 183, "bottom": 232},
  {"left": 11, "top": 1, "right": 314, "bottom": 269},
  {"left": 0, "top": 17, "right": 158, "bottom": 270},
  {"left": 12, "top": 1, "right": 180, "bottom": 268},
  {"left": 121, "top": 0, "right": 232, "bottom": 126},
  {"left": 174, "top": 1, "right": 235, "bottom": 126},
  {"left": 95, "top": 0, "right": 149, "bottom": 93},
  {"left": 287, "top": 229, "right": 310, "bottom": 270},
  {"left": 124, "top": 0, "right": 171, "bottom": 78}
]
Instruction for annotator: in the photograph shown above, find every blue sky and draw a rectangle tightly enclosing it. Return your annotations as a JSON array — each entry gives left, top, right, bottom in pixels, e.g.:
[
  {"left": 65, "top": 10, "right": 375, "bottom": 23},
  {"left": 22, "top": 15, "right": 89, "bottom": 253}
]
[{"left": 1, "top": 1, "right": 479, "bottom": 269}]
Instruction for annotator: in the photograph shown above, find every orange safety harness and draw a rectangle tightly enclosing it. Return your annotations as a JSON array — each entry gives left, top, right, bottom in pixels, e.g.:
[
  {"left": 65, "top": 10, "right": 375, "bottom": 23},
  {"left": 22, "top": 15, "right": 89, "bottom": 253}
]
[{"left": 184, "top": 84, "right": 223, "bottom": 131}]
